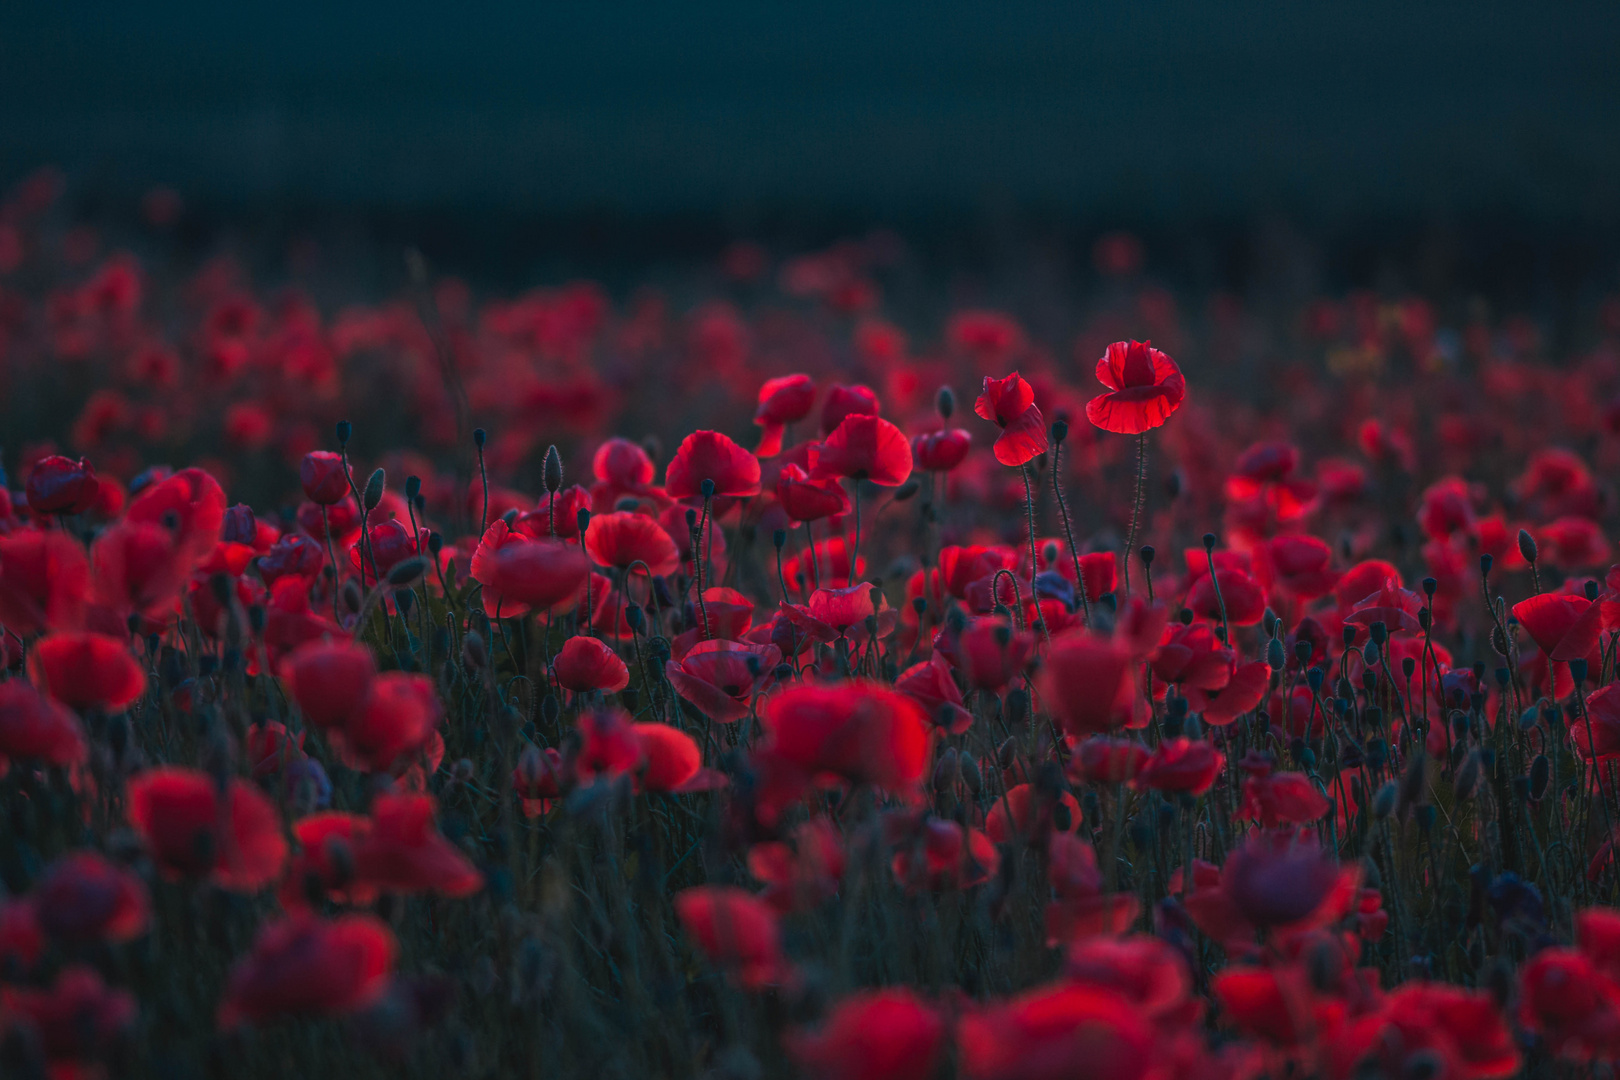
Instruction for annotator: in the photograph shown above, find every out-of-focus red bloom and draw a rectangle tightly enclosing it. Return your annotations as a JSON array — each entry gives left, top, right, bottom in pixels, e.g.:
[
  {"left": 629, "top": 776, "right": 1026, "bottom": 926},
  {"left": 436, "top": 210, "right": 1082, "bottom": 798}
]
[
  {"left": 985, "top": 782, "right": 1082, "bottom": 846},
  {"left": 776, "top": 460, "right": 852, "bottom": 521},
  {"left": 256, "top": 531, "right": 325, "bottom": 586},
  {"left": 1206, "top": 830, "right": 1359, "bottom": 937},
  {"left": 300, "top": 449, "right": 352, "bottom": 505},
  {"left": 124, "top": 466, "right": 226, "bottom": 570},
  {"left": 749, "top": 817, "right": 845, "bottom": 912},
  {"left": 0, "top": 679, "right": 86, "bottom": 767},
  {"left": 0, "top": 898, "right": 43, "bottom": 974},
  {"left": 1185, "top": 565, "right": 1267, "bottom": 626},
  {"left": 1134, "top": 738, "right": 1224, "bottom": 795},
  {"left": 895, "top": 654, "right": 972, "bottom": 733},
  {"left": 1342, "top": 578, "right": 1424, "bottom": 637},
  {"left": 281, "top": 812, "right": 378, "bottom": 909},
  {"left": 889, "top": 815, "right": 998, "bottom": 891},
  {"left": 574, "top": 708, "right": 647, "bottom": 782},
  {"left": 1, "top": 965, "right": 137, "bottom": 1070},
  {"left": 674, "top": 886, "right": 790, "bottom": 989},
  {"left": 1237, "top": 757, "right": 1331, "bottom": 827},
  {"left": 1541, "top": 516, "right": 1611, "bottom": 568},
  {"left": 32, "top": 851, "right": 149, "bottom": 944},
  {"left": 1038, "top": 633, "right": 1138, "bottom": 736},
  {"left": 297, "top": 496, "right": 361, "bottom": 542},
  {"left": 1518, "top": 945, "right": 1620, "bottom": 1063},
  {"left": 1152, "top": 621, "right": 1233, "bottom": 689},
  {"left": 351, "top": 794, "right": 483, "bottom": 898},
  {"left": 1329, "top": 982, "right": 1519, "bottom": 1080},
  {"left": 583, "top": 510, "right": 679, "bottom": 576},
  {"left": 665, "top": 430, "right": 762, "bottom": 500},
  {"left": 1575, "top": 684, "right": 1620, "bottom": 762},
  {"left": 1068, "top": 736, "right": 1148, "bottom": 786},
  {"left": 911, "top": 427, "right": 972, "bottom": 472},
  {"left": 1044, "top": 833, "right": 1140, "bottom": 942},
  {"left": 90, "top": 518, "right": 187, "bottom": 619},
  {"left": 554, "top": 634, "right": 630, "bottom": 693},
  {"left": 25, "top": 455, "right": 100, "bottom": 514},
  {"left": 349, "top": 518, "right": 429, "bottom": 586},
  {"left": 787, "top": 988, "right": 947, "bottom": 1080},
  {"left": 1065, "top": 935, "right": 1192, "bottom": 1022},
  {"left": 282, "top": 639, "right": 377, "bottom": 729},
  {"left": 820, "top": 383, "right": 880, "bottom": 435},
  {"left": 760, "top": 681, "right": 931, "bottom": 790},
  {"left": 27, "top": 632, "right": 145, "bottom": 712},
  {"left": 0, "top": 529, "right": 91, "bottom": 635},
  {"left": 1417, "top": 475, "right": 1478, "bottom": 541},
  {"left": 666, "top": 638, "right": 782, "bottom": 722},
  {"left": 754, "top": 373, "right": 816, "bottom": 456},
  {"left": 633, "top": 721, "right": 718, "bottom": 793},
  {"left": 126, "top": 767, "right": 289, "bottom": 890},
  {"left": 1260, "top": 535, "right": 1339, "bottom": 599},
  {"left": 1514, "top": 592, "right": 1603, "bottom": 662},
  {"left": 245, "top": 720, "right": 304, "bottom": 779},
  {"left": 513, "top": 746, "right": 567, "bottom": 818},
  {"left": 329, "top": 672, "right": 443, "bottom": 774},
  {"left": 975, "top": 371, "right": 1049, "bottom": 467},
  {"left": 1085, "top": 340, "right": 1186, "bottom": 434},
  {"left": 469, "top": 519, "right": 590, "bottom": 617},
  {"left": 1225, "top": 442, "right": 1318, "bottom": 523},
  {"left": 957, "top": 981, "right": 1155, "bottom": 1080},
  {"left": 813, "top": 414, "right": 913, "bottom": 486},
  {"left": 218, "top": 913, "right": 396, "bottom": 1028}
]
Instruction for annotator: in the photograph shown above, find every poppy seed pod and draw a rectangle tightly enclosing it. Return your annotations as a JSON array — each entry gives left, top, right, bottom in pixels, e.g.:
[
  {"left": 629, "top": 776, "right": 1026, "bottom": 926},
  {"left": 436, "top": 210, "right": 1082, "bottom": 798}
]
[
  {"left": 1051, "top": 418, "right": 1068, "bottom": 443},
  {"left": 473, "top": 427, "right": 486, "bottom": 448},
  {"left": 936, "top": 385, "right": 955, "bottom": 419},
  {"left": 404, "top": 475, "right": 421, "bottom": 501},
  {"left": 363, "top": 468, "right": 385, "bottom": 511},
  {"left": 336, "top": 420, "right": 353, "bottom": 445}
]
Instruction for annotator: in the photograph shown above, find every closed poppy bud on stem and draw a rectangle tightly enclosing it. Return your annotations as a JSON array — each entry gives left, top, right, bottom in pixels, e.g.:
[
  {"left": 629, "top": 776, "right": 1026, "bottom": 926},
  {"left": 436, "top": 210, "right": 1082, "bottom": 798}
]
[
  {"left": 363, "top": 469, "right": 385, "bottom": 511},
  {"left": 336, "top": 420, "right": 352, "bottom": 446},
  {"left": 1518, "top": 528, "right": 1538, "bottom": 564},
  {"left": 936, "top": 386, "right": 955, "bottom": 420},
  {"left": 1051, "top": 418, "right": 1068, "bottom": 443},
  {"left": 543, "top": 446, "right": 563, "bottom": 494},
  {"left": 405, "top": 475, "right": 421, "bottom": 501},
  {"left": 386, "top": 558, "right": 427, "bottom": 587}
]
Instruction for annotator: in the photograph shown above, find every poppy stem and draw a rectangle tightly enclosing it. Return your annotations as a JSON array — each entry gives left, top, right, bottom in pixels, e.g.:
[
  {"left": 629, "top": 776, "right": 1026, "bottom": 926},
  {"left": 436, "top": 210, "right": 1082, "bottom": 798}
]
[
  {"left": 319, "top": 505, "right": 341, "bottom": 621},
  {"left": 695, "top": 496, "right": 712, "bottom": 640},
  {"left": 476, "top": 436, "right": 490, "bottom": 532},
  {"left": 1048, "top": 427, "right": 1091, "bottom": 625},
  {"left": 1020, "top": 464, "right": 1050, "bottom": 644},
  {"left": 1123, "top": 432, "right": 1148, "bottom": 595},
  {"left": 1204, "top": 539, "right": 1231, "bottom": 645},
  {"left": 849, "top": 481, "right": 862, "bottom": 588}
]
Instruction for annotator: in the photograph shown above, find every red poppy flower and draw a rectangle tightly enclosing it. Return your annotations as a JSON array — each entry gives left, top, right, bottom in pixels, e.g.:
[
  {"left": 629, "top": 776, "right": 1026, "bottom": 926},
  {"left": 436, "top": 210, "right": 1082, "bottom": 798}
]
[
  {"left": 760, "top": 682, "right": 931, "bottom": 790},
  {"left": 583, "top": 510, "right": 680, "bottom": 576},
  {"left": 985, "top": 783, "right": 1083, "bottom": 846},
  {"left": 1064, "top": 935, "right": 1192, "bottom": 1021},
  {"left": 633, "top": 722, "right": 718, "bottom": 793},
  {"left": 0, "top": 528, "right": 91, "bottom": 635},
  {"left": 1085, "top": 340, "right": 1186, "bottom": 434},
  {"left": 469, "top": 519, "right": 590, "bottom": 617},
  {"left": 27, "top": 632, "right": 145, "bottom": 712},
  {"left": 911, "top": 427, "right": 972, "bottom": 472},
  {"left": 32, "top": 851, "right": 149, "bottom": 944},
  {"left": 889, "top": 815, "right": 1000, "bottom": 892},
  {"left": 348, "top": 518, "right": 430, "bottom": 587},
  {"left": 957, "top": 982, "right": 1154, "bottom": 1080},
  {"left": 0, "top": 679, "right": 86, "bottom": 767},
  {"left": 748, "top": 817, "right": 845, "bottom": 912},
  {"left": 299, "top": 450, "right": 352, "bottom": 505},
  {"left": 281, "top": 639, "right": 377, "bottom": 730},
  {"left": 279, "top": 812, "right": 377, "bottom": 910},
  {"left": 1237, "top": 766, "right": 1331, "bottom": 828},
  {"left": 1330, "top": 982, "right": 1520, "bottom": 1080},
  {"left": 1134, "top": 738, "right": 1224, "bottom": 795},
  {"left": 125, "top": 466, "right": 226, "bottom": 570},
  {"left": 1, "top": 965, "right": 137, "bottom": 1068},
  {"left": 351, "top": 794, "right": 483, "bottom": 898},
  {"left": 25, "top": 455, "right": 100, "bottom": 514},
  {"left": 895, "top": 655, "right": 972, "bottom": 733},
  {"left": 297, "top": 496, "right": 362, "bottom": 543},
  {"left": 820, "top": 383, "right": 880, "bottom": 435},
  {"left": 89, "top": 519, "right": 187, "bottom": 619},
  {"left": 256, "top": 532, "right": 326, "bottom": 588},
  {"left": 1185, "top": 566, "right": 1268, "bottom": 626},
  {"left": 665, "top": 430, "right": 762, "bottom": 500},
  {"left": 1342, "top": 579, "right": 1424, "bottom": 637},
  {"left": 554, "top": 634, "right": 630, "bottom": 693},
  {"left": 666, "top": 638, "right": 782, "bottom": 722},
  {"left": 1151, "top": 622, "right": 1234, "bottom": 689},
  {"left": 330, "top": 672, "right": 443, "bottom": 774},
  {"left": 1068, "top": 736, "right": 1149, "bottom": 786},
  {"left": 754, "top": 373, "right": 816, "bottom": 456},
  {"left": 975, "top": 371, "right": 1049, "bottom": 467},
  {"left": 1515, "top": 592, "right": 1604, "bottom": 662},
  {"left": 1037, "top": 633, "right": 1138, "bottom": 736},
  {"left": 776, "top": 461, "right": 852, "bottom": 522},
  {"left": 1218, "top": 830, "right": 1359, "bottom": 932},
  {"left": 1541, "top": 516, "right": 1611, "bottom": 568},
  {"left": 218, "top": 913, "right": 396, "bottom": 1028},
  {"left": 942, "top": 615, "right": 1036, "bottom": 692},
  {"left": 1517, "top": 947, "right": 1620, "bottom": 1062},
  {"left": 674, "top": 885, "right": 789, "bottom": 989},
  {"left": 1261, "top": 535, "right": 1339, "bottom": 599},
  {"left": 1183, "top": 660, "right": 1270, "bottom": 725},
  {"left": 812, "top": 414, "right": 913, "bottom": 486},
  {"left": 787, "top": 989, "right": 947, "bottom": 1080},
  {"left": 127, "top": 767, "right": 289, "bottom": 890}
]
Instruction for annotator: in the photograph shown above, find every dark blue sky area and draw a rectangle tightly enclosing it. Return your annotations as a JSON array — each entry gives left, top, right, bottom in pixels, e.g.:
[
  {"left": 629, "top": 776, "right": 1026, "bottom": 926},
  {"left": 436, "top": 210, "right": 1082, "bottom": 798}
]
[{"left": 2, "top": 2, "right": 1617, "bottom": 221}]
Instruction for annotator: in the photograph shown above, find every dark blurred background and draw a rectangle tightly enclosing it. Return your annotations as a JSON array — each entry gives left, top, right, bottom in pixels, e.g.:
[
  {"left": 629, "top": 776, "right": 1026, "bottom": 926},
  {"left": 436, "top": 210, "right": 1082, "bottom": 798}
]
[{"left": 3, "top": 1, "right": 1619, "bottom": 293}]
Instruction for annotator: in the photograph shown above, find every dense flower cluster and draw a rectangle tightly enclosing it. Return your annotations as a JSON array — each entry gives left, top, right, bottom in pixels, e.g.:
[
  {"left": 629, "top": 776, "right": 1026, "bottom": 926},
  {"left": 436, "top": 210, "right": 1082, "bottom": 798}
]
[{"left": 3, "top": 168, "right": 1620, "bottom": 1077}]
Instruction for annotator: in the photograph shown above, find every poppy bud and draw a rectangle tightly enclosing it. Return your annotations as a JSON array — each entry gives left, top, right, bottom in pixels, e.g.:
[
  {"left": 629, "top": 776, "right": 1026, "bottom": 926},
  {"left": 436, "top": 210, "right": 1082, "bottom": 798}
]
[
  {"left": 1268, "top": 638, "right": 1285, "bottom": 670},
  {"left": 625, "top": 605, "right": 644, "bottom": 632},
  {"left": 336, "top": 420, "right": 353, "bottom": 445},
  {"left": 1421, "top": 576, "right": 1437, "bottom": 597},
  {"left": 1051, "top": 418, "right": 1068, "bottom": 444},
  {"left": 1362, "top": 642, "right": 1379, "bottom": 666},
  {"left": 405, "top": 475, "right": 422, "bottom": 501},
  {"left": 1401, "top": 656, "right": 1415, "bottom": 678},
  {"left": 997, "top": 737, "right": 1018, "bottom": 771},
  {"left": 1571, "top": 658, "right": 1589, "bottom": 685},
  {"left": 936, "top": 385, "right": 955, "bottom": 420},
  {"left": 1529, "top": 754, "right": 1550, "bottom": 800},
  {"left": 1202, "top": 532, "right": 1216, "bottom": 550},
  {"left": 1588, "top": 579, "right": 1602, "bottom": 601},
  {"left": 1518, "top": 528, "right": 1538, "bottom": 565},
  {"left": 1139, "top": 544, "right": 1154, "bottom": 568},
  {"left": 1262, "top": 608, "right": 1278, "bottom": 637},
  {"left": 892, "top": 479, "right": 920, "bottom": 502},
  {"left": 1479, "top": 553, "right": 1492, "bottom": 577},
  {"left": 363, "top": 468, "right": 385, "bottom": 511},
  {"left": 428, "top": 532, "right": 443, "bottom": 555},
  {"left": 933, "top": 747, "right": 959, "bottom": 793},
  {"left": 473, "top": 427, "right": 486, "bottom": 448},
  {"left": 1372, "top": 780, "right": 1397, "bottom": 819},
  {"left": 223, "top": 503, "right": 257, "bottom": 544},
  {"left": 387, "top": 557, "right": 428, "bottom": 587},
  {"left": 25, "top": 455, "right": 100, "bottom": 515},
  {"left": 462, "top": 632, "right": 487, "bottom": 670},
  {"left": 576, "top": 508, "right": 591, "bottom": 535},
  {"left": 961, "top": 755, "right": 983, "bottom": 794},
  {"left": 1418, "top": 608, "right": 1432, "bottom": 631}
]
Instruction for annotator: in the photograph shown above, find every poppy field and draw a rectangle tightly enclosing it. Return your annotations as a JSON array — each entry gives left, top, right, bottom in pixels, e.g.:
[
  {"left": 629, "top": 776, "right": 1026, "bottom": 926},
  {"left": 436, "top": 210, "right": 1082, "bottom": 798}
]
[{"left": 6, "top": 170, "right": 1620, "bottom": 1080}]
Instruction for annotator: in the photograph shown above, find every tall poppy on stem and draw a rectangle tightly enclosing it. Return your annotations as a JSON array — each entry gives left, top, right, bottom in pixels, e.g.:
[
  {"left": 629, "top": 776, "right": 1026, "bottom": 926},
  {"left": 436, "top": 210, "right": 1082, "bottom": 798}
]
[
  {"left": 976, "top": 372, "right": 1051, "bottom": 640},
  {"left": 1086, "top": 341, "right": 1185, "bottom": 593},
  {"left": 811, "top": 413, "right": 912, "bottom": 586}
]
